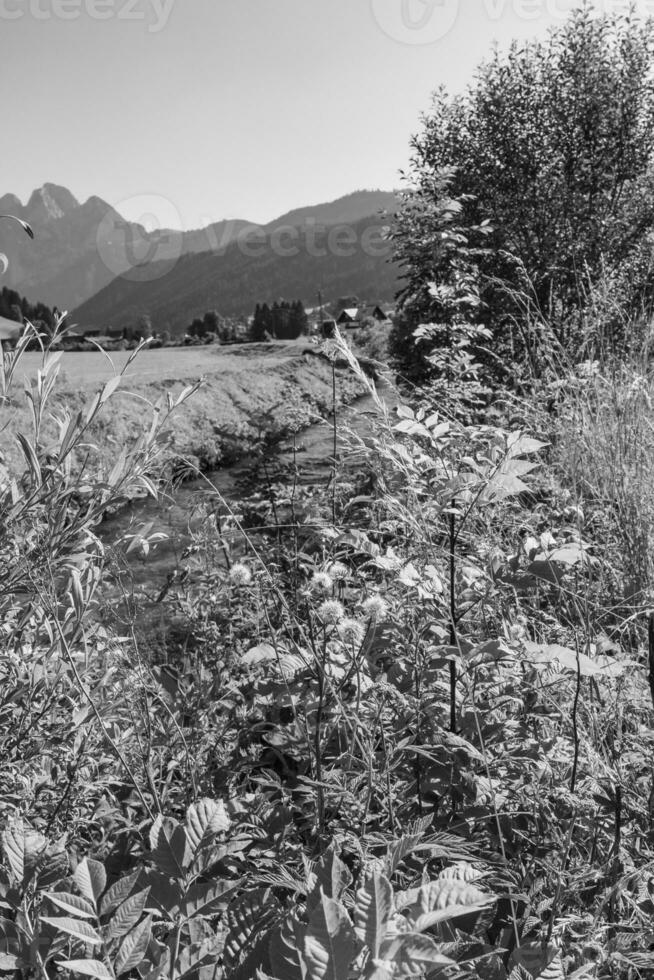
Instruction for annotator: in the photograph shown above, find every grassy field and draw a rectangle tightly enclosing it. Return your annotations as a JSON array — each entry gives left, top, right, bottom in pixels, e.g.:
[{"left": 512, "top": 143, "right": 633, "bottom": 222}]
[
  {"left": 1, "top": 339, "right": 365, "bottom": 474},
  {"left": 16, "top": 340, "right": 308, "bottom": 386}
]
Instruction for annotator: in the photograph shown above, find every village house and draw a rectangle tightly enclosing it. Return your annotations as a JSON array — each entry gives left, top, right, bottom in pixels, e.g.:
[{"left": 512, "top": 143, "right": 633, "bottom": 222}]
[{"left": 335, "top": 303, "right": 391, "bottom": 328}]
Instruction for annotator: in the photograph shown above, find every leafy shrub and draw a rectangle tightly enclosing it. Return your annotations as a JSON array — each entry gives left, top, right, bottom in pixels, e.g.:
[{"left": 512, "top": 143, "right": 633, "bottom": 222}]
[{"left": 394, "top": 7, "right": 654, "bottom": 369}]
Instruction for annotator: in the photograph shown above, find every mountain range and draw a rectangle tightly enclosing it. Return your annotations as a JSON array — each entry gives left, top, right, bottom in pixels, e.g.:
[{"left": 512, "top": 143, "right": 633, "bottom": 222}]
[{"left": 0, "top": 184, "right": 401, "bottom": 331}]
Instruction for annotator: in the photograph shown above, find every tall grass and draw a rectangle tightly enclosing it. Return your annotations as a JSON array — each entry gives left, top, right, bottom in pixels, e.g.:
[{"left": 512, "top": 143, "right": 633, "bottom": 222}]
[{"left": 553, "top": 345, "right": 654, "bottom": 617}]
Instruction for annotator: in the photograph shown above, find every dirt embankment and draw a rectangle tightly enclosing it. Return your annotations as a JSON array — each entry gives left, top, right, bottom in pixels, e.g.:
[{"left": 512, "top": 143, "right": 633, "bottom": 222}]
[{"left": 0, "top": 342, "right": 367, "bottom": 474}]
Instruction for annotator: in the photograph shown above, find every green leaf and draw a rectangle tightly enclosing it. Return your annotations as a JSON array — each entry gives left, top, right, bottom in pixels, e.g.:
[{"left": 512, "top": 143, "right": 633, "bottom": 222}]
[
  {"left": 99, "top": 871, "right": 141, "bottom": 918},
  {"left": 378, "top": 932, "right": 454, "bottom": 971},
  {"left": 522, "top": 641, "right": 626, "bottom": 678},
  {"left": 45, "top": 891, "right": 97, "bottom": 920},
  {"left": 40, "top": 916, "right": 102, "bottom": 945},
  {"left": 304, "top": 889, "right": 356, "bottom": 980},
  {"left": 38, "top": 849, "right": 70, "bottom": 889},
  {"left": 2, "top": 819, "right": 25, "bottom": 883},
  {"left": 354, "top": 871, "right": 393, "bottom": 958},
  {"left": 185, "top": 799, "right": 230, "bottom": 862},
  {"left": 506, "top": 433, "right": 548, "bottom": 458},
  {"left": 409, "top": 879, "right": 491, "bottom": 920},
  {"left": 181, "top": 879, "right": 241, "bottom": 920},
  {"left": 58, "top": 959, "right": 113, "bottom": 979},
  {"left": 74, "top": 859, "right": 106, "bottom": 908},
  {"left": 149, "top": 816, "right": 186, "bottom": 878},
  {"left": 113, "top": 916, "right": 152, "bottom": 976},
  {"left": 0, "top": 819, "right": 44, "bottom": 886},
  {"left": 104, "top": 888, "right": 150, "bottom": 940},
  {"left": 140, "top": 870, "right": 183, "bottom": 918},
  {"left": 314, "top": 849, "right": 352, "bottom": 906},
  {"left": 242, "top": 644, "right": 277, "bottom": 667},
  {"left": 269, "top": 913, "right": 307, "bottom": 980},
  {"left": 100, "top": 376, "right": 122, "bottom": 404},
  {"left": 224, "top": 888, "right": 279, "bottom": 973},
  {"left": 171, "top": 940, "right": 215, "bottom": 980}
]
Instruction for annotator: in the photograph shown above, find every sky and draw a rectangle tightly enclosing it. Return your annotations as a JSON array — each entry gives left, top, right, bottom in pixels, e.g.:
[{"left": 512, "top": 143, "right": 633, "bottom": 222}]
[{"left": 1, "top": 0, "right": 642, "bottom": 228}]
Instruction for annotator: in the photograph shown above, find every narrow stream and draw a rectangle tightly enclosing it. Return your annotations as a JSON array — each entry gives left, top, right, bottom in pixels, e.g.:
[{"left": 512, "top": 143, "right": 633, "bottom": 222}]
[{"left": 101, "top": 382, "right": 398, "bottom": 596}]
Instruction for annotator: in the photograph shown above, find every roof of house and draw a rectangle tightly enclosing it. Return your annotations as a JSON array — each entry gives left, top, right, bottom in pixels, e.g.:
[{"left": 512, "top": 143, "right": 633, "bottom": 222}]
[
  {"left": 337, "top": 304, "right": 390, "bottom": 323},
  {"left": 0, "top": 316, "right": 22, "bottom": 341}
]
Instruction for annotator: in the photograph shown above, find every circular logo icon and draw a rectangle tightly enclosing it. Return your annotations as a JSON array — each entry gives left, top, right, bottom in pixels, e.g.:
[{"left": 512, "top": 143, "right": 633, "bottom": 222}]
[
  {"left": 371, "top": 0, "right": 459, "bottom": 44},
  {"left": 96, "top": 193, "right": 184, "bottom": 283}
]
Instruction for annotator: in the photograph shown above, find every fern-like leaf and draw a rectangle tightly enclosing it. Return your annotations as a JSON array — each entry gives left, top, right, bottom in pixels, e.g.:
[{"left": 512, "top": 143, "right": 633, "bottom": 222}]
[
  {"left": 304, "top": 889, "right": 357, "bottom": 980},
  {"left": 354, "top": 871, "right": 393, "bottom": 959}
]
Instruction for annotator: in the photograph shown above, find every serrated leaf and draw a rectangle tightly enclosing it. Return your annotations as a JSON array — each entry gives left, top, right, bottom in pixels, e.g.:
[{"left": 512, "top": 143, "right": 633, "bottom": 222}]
[
  {"left": 412, "top": 902, "right": 494, "bottom": 932},
  {"left": 378, "top": 932, "right": 454, "bottom": 970},
  {"left": 384, "top": 834, "right": 424, "bottom": 876},
  {"left": 185, "top": 799, "right": 230, "bottom": 862},
  {"left": 510, "top": 943, "right": 562, "bottom": 980},
  {"left": 38, "top": 849, "right": 70, "bottom": 889},
  {"left": 181, "top": 879, "right": 241, "bottom": 920},
  {"left": 409, "top": 879, "right": 492, "bottom": 920},
  {"left": 304, "top": 890, "right": 356, "bottom": 980},
  {"left": 58, "top": 959, "right": 113, "bottom": 979},
  {"left": 104, "top": 888, "right": 150, "bottom": 940},
  {"left": 171, "top": 940, "right": 215, "bottom": 980},
  {"left": 149, "top": 816, "right": 186, "bottom": 877},
  {"left": 74, "top": 859, "right": 106, "bottom": 907},
  {"left": 99, "top": 870, "right": 141, "bottom": 918},
  {"left": 437, "top": 862, "right": 484, "bottom": 882},
  {"left": 508, "top": 965, "right": 535, "bottom": 980},
  {"left": 539, "top": 954, "right": 565, "bottom": 980},
  {"left": 315, "top": 849, "right": 352, "bottom": 905},
  {"left": 2, "top": 819, "right": 25, "bottom": 883},
  {"left": 45, "top": 891, "right": 97, "bottom": 920},
  {"left": 40, "top": 916, "right": 102, "bottom": 945},
  {"left": 354, "top": 871, "right": 393, "bottom": 958},
  {"left": 268, "top": 913, "right": 307, "bottom": 980},
  {"left": 223, "top": 888, "right": 278, "bottom": 972},
  {"left": 114, "top": 916, "right": 152, "bottom": 976}
]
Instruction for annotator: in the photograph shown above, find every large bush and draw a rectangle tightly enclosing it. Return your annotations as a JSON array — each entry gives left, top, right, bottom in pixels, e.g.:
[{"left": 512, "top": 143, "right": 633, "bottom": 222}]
[{"left": 392, "top": 7, "right": 654, "bottom": 375}]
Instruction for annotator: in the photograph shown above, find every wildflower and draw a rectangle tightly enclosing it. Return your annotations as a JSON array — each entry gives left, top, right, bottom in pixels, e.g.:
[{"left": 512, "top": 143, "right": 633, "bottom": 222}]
[
  {"left": 507, "top": 615, "right": 529, "bottom": 642},
  {"left": 338, "top": 617, "right": 365, "bottom": 646},
  {"left": 311, "top": 571, "right": 334, "bottom": 593},
  {"left": 328, "top": 561, "right": 349, "bottom": 582},
  {"left": 229, "top": 563, "right": 252, "bottom": 587},
  {"left": 317, "top": 599, "right": 345, "bottom": 625},
  {"left": 362, "top": 595, "right": 388, "bottom": 621}
]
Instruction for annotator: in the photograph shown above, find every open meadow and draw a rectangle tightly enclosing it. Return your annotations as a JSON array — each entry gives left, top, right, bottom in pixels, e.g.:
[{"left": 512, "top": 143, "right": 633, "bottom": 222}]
[{"left": 16, "top": 340, "right": 307, "bottom": 386}]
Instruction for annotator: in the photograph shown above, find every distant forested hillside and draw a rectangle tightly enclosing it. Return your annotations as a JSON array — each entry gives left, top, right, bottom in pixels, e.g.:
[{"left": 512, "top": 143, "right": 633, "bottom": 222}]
[{"left": 73, "top": 215, "right": 399, "bottom": 333}]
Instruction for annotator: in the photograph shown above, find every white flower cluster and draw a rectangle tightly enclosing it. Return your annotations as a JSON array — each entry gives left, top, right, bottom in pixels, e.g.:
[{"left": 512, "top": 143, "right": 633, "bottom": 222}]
[
  {"left": 318, "top": 599, "right": 345, "bottom": 624},
  {"left": 229, "top": 563, "right": 253, "bottom": 587},
  {"left": 362, "top": 595, "right": 388, "bottom": 621},
  {"left": 338, "top": 618, "right": 365, "bottom": 646},
  {"left": 311, "top": 571, "right": 334, "bottom": 593}
]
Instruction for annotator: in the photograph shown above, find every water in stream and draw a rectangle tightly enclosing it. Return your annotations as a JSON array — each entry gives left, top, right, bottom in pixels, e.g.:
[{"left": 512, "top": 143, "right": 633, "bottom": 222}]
[{"left": 101, "top": 384, "right": 398, "bottom": 599}]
